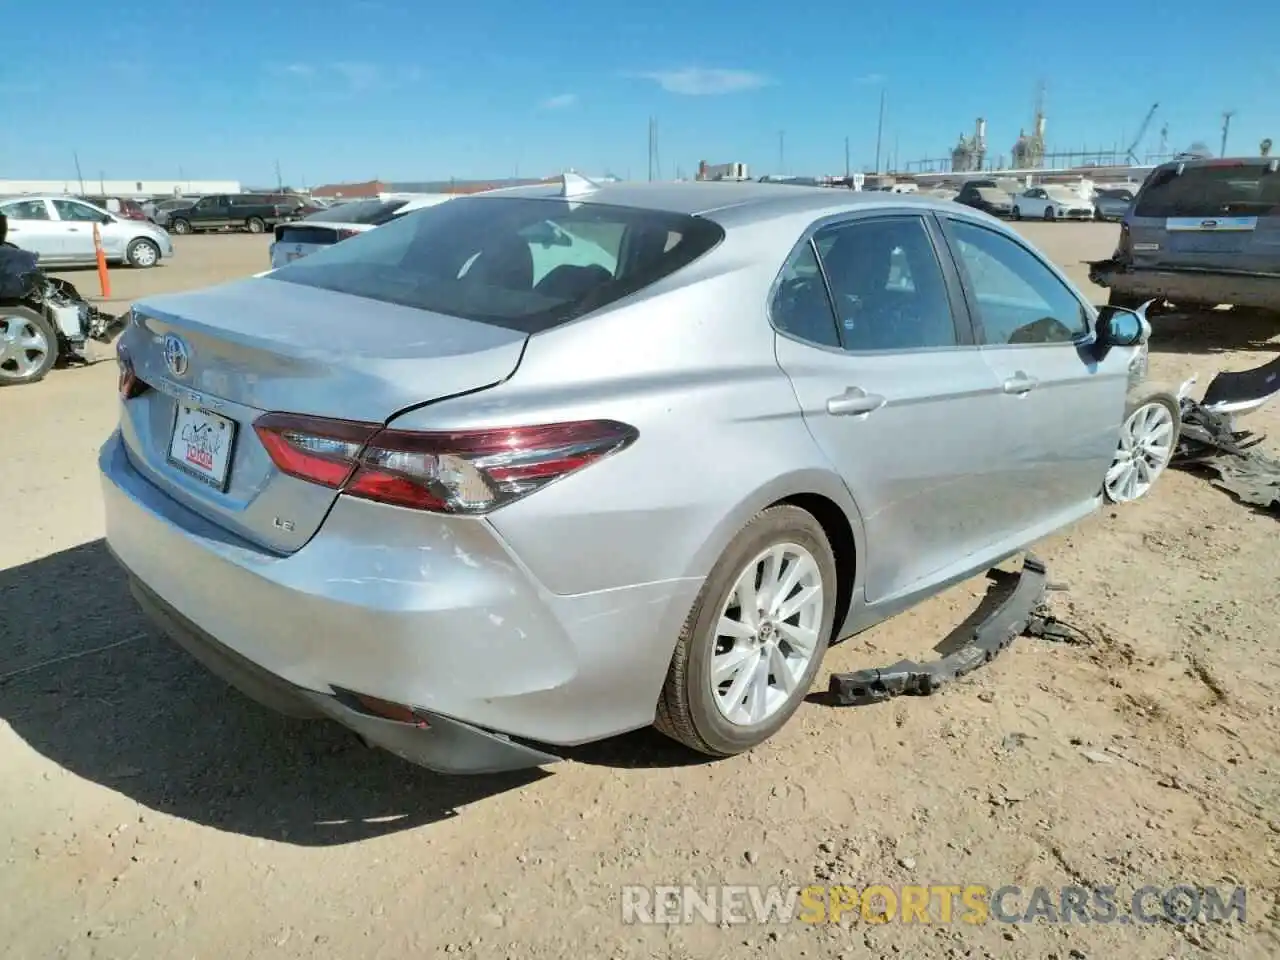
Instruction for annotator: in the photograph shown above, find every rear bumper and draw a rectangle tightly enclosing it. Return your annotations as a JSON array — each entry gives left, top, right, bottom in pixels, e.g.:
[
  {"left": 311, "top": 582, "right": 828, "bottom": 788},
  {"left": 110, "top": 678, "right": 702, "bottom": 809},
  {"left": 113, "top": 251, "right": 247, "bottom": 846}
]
[
  {"left": 98, "top": 430, "right": 701, "bottom": 766},
  {"left": 127, "top": 577, "right": 560, "bottom": 774},
  {"left": 1089, "top": 259, "right": 1280, "bottom": 310}
]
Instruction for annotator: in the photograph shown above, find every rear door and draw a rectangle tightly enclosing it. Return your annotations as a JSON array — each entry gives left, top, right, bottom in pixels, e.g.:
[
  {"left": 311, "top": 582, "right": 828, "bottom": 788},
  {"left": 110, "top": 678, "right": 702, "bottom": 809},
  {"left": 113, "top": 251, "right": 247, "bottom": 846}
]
[
  {"left": 1127, "top": 160, "right": 1280, "bottom": 272},
  {"left": 0, "top": 199, "right": 66, "bottom": 262},
  {"left": 938, "top": 214, "right": 1129, "bottom": 534},
  {"left": 51, "top": 198, "right": 110, "bottom": 261},
  {"left": 771, "top": 211, "right": 1009, "bottom": 603}
]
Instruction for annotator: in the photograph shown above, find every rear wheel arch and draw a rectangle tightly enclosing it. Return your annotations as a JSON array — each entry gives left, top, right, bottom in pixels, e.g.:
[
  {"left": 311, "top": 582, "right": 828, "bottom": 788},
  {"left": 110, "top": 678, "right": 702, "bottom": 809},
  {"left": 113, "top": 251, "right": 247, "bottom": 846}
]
[
  {"left": 684, "top": 473, "right": 865, "bottom": 629},
  {"left": 769, "top": 492, "right": 858, "bottom": 643}
]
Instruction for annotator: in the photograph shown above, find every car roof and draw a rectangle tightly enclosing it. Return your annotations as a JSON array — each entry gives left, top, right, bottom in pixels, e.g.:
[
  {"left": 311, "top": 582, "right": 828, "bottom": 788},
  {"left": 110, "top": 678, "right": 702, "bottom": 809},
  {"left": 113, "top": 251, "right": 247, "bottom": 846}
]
[{"left": 461, "top": 179, "right": 981, "bottom": 228}]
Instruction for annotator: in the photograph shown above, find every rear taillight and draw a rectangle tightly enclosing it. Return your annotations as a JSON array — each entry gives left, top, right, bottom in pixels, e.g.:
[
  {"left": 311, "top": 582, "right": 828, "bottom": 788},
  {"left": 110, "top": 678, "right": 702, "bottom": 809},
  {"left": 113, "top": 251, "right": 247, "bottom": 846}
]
[
  {"left": 253, "top": 414, "right": 637, "bottom": 514},
  {"left": 117, "top": 348, "right": 148, "bottom": 399},
  {"left": 336, "top": 228, "right": 360, "bottom": 241}
]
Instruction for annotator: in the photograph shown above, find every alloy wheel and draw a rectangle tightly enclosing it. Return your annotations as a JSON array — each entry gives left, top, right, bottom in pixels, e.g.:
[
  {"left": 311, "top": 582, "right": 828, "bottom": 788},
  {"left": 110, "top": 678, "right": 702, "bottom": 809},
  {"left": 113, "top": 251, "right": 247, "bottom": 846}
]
[
  {"left": 709, "top": 542, "right": 825, "bottom": 726},
  {"left": 0, "top": 313, "right": 51, "bottom": 380},
  {"left": 1105, "top": 401, "right": 1176, "bottom": 502}
]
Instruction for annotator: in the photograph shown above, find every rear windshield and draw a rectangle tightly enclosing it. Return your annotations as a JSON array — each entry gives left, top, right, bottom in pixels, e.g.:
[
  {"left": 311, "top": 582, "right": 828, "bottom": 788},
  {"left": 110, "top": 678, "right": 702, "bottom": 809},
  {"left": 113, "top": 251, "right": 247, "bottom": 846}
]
[
  {"left": 267, "top": 196, "right": 725, "bottom": 333},
  {"left": 304, "top": 198, "right": 409, "bottom": 225},
  {"left": 1134, "top": 163, "right": 1280, "bottom": 218}
]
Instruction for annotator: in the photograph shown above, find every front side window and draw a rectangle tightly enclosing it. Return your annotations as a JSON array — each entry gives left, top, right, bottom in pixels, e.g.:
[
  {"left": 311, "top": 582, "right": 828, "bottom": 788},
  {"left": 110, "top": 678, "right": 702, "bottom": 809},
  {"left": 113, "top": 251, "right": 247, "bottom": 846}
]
[
  {"left": 52, "top": 199, "right": 105, "bottom": 222},
  {"left": 1, "top": 199, "right": 50, "bottom": 221},
  {"left": 813, "top": 216, "right": 958, "bottom": 352},
  {"left": 946, "top": 219, "right": 1088, "bottom": 346},
  {"left": 267, "top": 196, "right": 724, "bottom": 333}
]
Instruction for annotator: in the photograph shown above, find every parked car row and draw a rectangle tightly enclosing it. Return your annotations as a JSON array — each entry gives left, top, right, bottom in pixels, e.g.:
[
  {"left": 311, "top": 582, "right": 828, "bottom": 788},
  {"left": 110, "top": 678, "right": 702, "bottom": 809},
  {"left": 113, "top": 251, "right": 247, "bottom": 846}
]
[{"left": 953, "top": 179, "right": 1129, "bottom": 222}]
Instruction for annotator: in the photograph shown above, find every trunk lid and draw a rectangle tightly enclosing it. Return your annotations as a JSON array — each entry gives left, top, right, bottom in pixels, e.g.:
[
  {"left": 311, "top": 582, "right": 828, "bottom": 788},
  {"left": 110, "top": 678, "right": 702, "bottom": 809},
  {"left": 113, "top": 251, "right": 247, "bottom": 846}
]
[{"left": 117, "top": 277, "right": 527, "bottom": 553}]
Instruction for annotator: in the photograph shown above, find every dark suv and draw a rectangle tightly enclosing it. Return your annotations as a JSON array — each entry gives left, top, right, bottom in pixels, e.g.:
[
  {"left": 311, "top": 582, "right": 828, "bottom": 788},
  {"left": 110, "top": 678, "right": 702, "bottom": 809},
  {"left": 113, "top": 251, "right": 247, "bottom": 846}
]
[{"left": 1089, "top": 157, "right": 1280, "bottom": 311}]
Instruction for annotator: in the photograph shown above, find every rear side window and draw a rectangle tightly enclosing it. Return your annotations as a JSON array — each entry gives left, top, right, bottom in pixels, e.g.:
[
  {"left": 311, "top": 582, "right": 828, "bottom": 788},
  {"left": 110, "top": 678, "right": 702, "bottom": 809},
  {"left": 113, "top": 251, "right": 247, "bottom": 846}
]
[
  {"left": 1, "top": 199, "right": 50, "bottom": 221},
  {"left": 813, "top": 216, "right": 958, "bottom": 352},
  {"left": 1134, "top": 163, "right": 1280, "bottom": 218},
  {"left": 268, "top": 196, "right": 724, "bottom": 333},
  {"left": 305, "top": 198, "right": 409, "bottom": 225}
]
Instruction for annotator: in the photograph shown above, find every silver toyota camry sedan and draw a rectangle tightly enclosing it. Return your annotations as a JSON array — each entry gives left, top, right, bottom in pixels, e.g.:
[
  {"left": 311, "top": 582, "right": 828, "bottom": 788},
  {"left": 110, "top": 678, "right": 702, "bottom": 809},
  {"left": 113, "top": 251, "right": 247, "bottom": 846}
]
[{"left": 100, "top": 176, "right": 1156, "bottom": 773}]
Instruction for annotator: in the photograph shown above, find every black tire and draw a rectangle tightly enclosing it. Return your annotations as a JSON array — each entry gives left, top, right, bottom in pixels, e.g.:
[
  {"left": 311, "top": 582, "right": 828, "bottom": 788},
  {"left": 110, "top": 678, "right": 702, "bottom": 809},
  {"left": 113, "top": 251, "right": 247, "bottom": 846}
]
[
  {"left": 655, "top": 504, "right": 838, "bottom": 757},
  {"left": 1043, "top": 206, "right": 1056, "bottom": 221},
  {"left": 246, "top": 217, "right": 265, "bottom": 234},
  {"left": 1012, "top": 206, "right": 1021, "bottom": 220},
  {"left": 126, "top": 238, "right": 161, "bottom": 268},
  {"left": 0, "top": 306, "right": 58, "bottom": 387},
  {"left": 171, "top": 218, "right": 191, "bottom": 235},
  {"left": 1102, "top": 389, "right": 1181, "bottom": 504}
]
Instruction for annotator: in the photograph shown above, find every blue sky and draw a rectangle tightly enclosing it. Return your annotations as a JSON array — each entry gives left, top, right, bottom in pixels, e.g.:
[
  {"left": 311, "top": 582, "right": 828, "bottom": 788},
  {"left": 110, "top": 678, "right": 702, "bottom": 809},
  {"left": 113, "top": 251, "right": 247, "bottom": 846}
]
[{"left": 3, "top": 0, "right": 1277, "bottom": 185}]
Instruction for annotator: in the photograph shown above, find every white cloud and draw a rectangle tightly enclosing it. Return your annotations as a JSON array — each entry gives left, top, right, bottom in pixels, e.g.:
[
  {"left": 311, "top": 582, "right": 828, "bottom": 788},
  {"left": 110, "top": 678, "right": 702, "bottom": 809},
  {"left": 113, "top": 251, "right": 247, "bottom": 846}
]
[
  {"left": 334, "top": 61, "right": 382, "bottom": 91},
  {"left": 633, "top": 67, "right": 772, "bottom": 96},
  {"left": 539, "top": 93, "right": 578, "bottom": 110},
  {"left": 266, "top": 61, "right": 422, "bottom": 93}
]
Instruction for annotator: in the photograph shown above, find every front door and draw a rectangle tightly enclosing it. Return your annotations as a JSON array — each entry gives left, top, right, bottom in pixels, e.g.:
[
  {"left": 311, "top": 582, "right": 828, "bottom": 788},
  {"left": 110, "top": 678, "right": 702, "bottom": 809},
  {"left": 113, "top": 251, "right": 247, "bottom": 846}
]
[
  {"left": 0, "top": 199, "right": 65, "bottom": 262},
  {"left": 771, "top": 212, "right": 1009, "bottom": 604},
  {"left": 51, "top": 198, "right": 109, "bottom": 262},
  {"left": 938, "top": 214, "right": 1131, "bottom": 535}
]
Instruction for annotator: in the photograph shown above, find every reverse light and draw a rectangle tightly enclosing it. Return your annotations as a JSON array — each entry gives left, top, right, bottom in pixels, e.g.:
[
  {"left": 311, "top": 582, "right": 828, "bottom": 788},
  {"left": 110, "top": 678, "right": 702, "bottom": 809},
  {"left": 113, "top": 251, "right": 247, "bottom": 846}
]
[{"left": 253, "top": 414, "right": 638, "bottom": 514}]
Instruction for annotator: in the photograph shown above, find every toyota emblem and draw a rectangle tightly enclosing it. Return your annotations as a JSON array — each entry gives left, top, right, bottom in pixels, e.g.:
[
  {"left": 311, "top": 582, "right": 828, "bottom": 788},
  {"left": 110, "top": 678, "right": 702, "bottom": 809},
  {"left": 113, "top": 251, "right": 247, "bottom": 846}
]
[{"left": 162, "top": 334, "right": 189, "bottom": 377}]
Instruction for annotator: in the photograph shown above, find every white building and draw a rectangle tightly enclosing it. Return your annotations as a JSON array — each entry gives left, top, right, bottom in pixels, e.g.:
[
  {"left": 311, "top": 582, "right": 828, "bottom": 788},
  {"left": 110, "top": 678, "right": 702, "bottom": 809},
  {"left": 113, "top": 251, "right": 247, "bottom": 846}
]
[{"left": 0, "top": 179, "right": 243, "bottom": 198}]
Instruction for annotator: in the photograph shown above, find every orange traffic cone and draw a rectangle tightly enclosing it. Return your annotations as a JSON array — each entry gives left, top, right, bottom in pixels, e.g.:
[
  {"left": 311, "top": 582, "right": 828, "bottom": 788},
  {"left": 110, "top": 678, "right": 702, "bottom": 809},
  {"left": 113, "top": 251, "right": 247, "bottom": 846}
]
[{"left": 92, "top": 223, "right": 111, "bottom": 299}]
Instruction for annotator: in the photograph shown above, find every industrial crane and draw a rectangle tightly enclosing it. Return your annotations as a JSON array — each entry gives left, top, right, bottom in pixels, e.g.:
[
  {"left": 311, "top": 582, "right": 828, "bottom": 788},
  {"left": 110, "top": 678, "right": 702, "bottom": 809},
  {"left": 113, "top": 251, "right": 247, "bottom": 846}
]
[{"left": 1126, "top": 103, "right": 1159, "bottom": 164}]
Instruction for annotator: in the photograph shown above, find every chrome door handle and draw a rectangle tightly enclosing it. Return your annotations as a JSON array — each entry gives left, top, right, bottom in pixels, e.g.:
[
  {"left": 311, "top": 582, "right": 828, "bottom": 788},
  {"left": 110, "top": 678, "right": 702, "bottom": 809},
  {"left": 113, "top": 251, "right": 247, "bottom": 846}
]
[
  {"left": 1002, "top": 373, "right": 1038, "bottom": 395},
  {"left": 827, "top": 386, "right": 886, "bottom": 416},
  {"left": 67, "top": 227, "right": 80, "bottom": 232}
]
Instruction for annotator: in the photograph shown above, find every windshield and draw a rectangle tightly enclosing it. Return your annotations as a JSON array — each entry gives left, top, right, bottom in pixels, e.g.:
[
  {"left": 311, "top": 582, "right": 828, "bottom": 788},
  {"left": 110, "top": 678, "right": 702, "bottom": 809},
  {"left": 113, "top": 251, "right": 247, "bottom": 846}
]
[
  {"left": 268, "top": 195, "right": 725, "bottom": 333},
  {"left": 1134, "top": 163, "right": 1280, "bottom": 218},
  {"left": 303, "top": 198, "right": 409, "bottom": 225}
]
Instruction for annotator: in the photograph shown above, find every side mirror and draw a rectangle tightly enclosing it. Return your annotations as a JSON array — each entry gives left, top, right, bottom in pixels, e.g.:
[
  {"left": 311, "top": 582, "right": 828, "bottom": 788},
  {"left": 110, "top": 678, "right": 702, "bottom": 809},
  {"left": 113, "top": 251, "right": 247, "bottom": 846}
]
[
  {"left": 1095, "top": 300, "right": 1153, "bottom": 353},
  {"left": 101, "top": 214, "right": 113, "bottom": 225}
]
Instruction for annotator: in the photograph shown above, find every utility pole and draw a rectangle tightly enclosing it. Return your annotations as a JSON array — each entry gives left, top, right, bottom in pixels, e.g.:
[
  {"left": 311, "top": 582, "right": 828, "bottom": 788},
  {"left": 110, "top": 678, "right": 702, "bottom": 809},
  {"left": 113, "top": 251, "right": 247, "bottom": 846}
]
[
  {"left": 1221, "top": 110, "right": 1236, "bottom": 159},
  {"left": 844, "top": 136, "right": 850, "bottom": 177},
  {"left": 73, "top": 152, "right": 85, "bottom": 194},
  {"left": 275, "top": 158, "right": 283, "bottom": 191},
  {"left": 778, "top": 130, "right": 785, "bottom": 174},
  {"left": 874, "top": 87, "right": 886, "bottom": 174},
  {"left": 647, "top": 117, "right": 653, "bottom": 182}
]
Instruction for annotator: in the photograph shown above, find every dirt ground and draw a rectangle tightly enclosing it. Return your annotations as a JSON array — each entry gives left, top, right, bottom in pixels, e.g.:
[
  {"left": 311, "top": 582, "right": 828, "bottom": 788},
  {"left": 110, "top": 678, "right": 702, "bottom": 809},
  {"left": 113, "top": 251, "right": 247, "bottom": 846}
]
[{"left": 2, "top": 226, "right": 1278, "bottom": 959}]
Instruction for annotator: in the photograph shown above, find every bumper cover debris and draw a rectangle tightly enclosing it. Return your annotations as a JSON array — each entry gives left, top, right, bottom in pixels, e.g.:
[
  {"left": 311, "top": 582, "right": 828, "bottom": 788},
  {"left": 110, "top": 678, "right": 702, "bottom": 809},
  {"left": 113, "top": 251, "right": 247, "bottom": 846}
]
[
  {"left": 827, "top": 554, "right": 1068, "bottom": 706},
  {"left": 1168, "top": 357, "right": 1280, "bottom": 513}
]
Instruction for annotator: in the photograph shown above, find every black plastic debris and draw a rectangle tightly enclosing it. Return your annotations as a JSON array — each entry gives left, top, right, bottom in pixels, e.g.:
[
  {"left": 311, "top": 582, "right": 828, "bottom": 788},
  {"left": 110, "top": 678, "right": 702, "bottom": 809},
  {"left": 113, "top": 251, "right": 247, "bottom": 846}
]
[
  {"left": 827, "top": 554, "right": 1058, "bottom": 707},
  {"left": 1173, "top": 386, "right": 1280, "bottom": 513}
]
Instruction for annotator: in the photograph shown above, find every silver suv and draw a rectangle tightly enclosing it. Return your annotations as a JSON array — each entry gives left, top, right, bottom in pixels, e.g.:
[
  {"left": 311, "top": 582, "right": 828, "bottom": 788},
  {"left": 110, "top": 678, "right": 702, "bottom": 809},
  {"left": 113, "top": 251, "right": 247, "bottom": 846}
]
[{"left": 1090, "top": 156, "right": 1280, "bottom": 312}]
